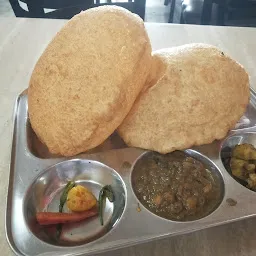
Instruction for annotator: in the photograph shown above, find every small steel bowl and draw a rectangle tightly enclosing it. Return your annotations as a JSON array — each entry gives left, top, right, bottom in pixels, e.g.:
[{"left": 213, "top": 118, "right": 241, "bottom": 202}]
[
  {"left": 23, "top": 159, "right": 126, "bottom": 246},
  {"left": 131, "top": 150, "right": 224, "bottom": 222},
  {"left": 221, "top": 131, "right": 256, "bottom": 191}
]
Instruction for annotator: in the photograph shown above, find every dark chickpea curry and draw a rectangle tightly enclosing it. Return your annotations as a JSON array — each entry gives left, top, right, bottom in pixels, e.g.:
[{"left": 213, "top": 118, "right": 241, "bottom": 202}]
[{"left": 132, "top": 151, "right": 222, "bottom": 221}]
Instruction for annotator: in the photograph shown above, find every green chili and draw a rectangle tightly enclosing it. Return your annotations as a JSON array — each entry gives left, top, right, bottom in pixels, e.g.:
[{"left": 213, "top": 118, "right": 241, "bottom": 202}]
[
  {"left": 59, "top": 181, "right": 75, "bottom": 212},
  {"left": 56, "top": 181, "right": 76, "bottom": 239},
  {"left": 98, "top": 185, "right": 115, "bottom": 226}
]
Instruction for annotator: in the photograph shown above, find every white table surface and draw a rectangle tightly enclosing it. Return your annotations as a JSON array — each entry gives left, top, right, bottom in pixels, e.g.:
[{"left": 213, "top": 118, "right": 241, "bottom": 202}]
[{"left": 1, "top": 17, "right": 256, "bottom": 256}]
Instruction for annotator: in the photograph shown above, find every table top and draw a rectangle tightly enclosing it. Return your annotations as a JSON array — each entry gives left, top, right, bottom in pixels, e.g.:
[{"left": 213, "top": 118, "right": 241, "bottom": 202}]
[{"left": 1, "top": 17, "right": 256, "bottom": 256}]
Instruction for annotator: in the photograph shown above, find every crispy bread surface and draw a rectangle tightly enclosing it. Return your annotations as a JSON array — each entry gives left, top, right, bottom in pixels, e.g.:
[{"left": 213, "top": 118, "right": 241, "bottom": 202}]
[
  {"left": 28, "top": 6, "right": 152, "bottom": 156},
  {"left": 118, "top": 43, "right": 250, "bottom": 153}
]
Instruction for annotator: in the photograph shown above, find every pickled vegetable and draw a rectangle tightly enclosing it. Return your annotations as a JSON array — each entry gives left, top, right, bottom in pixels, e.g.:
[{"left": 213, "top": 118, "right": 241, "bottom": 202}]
[
  {"left": 230, "top": 143, "right": 256, "bottom": 191},
  {"left": 67, "top": 185, "right": 97, "bottom": 212},
  {"left": 247, "top": 173, "right": 256, "bottom": 190},
  {"left": 230, "top": 158, "right": 251, "bottom": 180},
  {"left": 232, "top": 144, "right": 256, "bottom": 160}
]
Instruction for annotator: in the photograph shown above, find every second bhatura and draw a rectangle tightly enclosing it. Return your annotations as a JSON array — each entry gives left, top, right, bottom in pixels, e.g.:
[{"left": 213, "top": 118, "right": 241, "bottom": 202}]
[{"left": 118, "top": 44, "right": 250, "bottom": 154}]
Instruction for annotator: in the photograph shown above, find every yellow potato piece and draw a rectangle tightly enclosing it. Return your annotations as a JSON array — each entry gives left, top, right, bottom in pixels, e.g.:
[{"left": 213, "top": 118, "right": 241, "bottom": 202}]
[{"left": 67, "top": 185, "right": 97, "bottom": 212}]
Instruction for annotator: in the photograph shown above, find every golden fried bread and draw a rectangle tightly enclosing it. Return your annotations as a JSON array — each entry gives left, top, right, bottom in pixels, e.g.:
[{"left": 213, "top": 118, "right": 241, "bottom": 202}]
[
  {"left": 28, "top": 6, "right": 152, "bottom": 156},
  {"left": 118, "top": 43, "right": 250, "bottom": 153}
]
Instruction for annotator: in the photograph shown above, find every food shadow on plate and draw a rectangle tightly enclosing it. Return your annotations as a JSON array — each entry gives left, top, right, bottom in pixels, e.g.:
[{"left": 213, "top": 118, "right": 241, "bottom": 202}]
[
  {"left": 233, "top": 97, "right": 256, "bottom": 130},
  {"left": 26, "top": 119, "right": 127, "bottom": 159}
]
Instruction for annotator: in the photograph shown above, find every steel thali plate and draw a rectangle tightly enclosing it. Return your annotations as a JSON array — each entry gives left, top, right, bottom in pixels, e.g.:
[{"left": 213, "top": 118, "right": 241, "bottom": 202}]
[{"left": 6, "top": 89, "right": 256, "bottom": 256}]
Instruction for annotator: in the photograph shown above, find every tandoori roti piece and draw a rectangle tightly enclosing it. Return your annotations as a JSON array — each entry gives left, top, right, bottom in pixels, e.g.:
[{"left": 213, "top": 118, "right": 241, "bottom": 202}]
[
  {"left": 118, "top": 43, "right": 250, "bottom": 153},
  {"left": 28, "top": 6, "right": 152, "bottom": 156}
]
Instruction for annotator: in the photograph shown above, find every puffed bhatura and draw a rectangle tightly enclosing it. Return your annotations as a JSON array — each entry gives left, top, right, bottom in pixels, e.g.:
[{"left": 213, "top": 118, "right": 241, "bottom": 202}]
[
  {"left": 118, "top": 43, "right": 250, "bottom": 153},
  {"left": 28, "top": 6, "right": 152, "bottom": 156}
]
